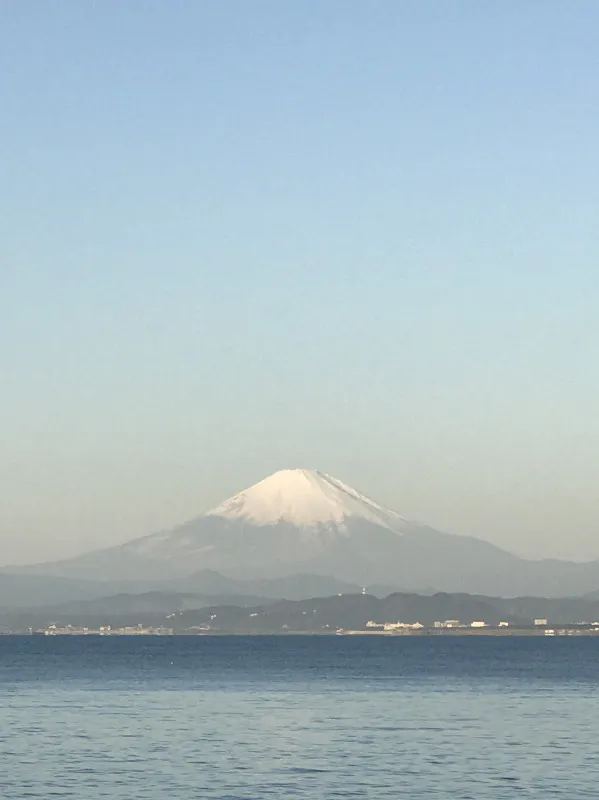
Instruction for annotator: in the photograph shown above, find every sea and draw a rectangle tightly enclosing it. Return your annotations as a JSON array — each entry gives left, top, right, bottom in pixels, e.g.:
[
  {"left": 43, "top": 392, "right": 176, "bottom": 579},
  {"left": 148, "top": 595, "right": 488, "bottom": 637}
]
[{"left": 1, "top": 635, "right": 599, "bottom": 799}]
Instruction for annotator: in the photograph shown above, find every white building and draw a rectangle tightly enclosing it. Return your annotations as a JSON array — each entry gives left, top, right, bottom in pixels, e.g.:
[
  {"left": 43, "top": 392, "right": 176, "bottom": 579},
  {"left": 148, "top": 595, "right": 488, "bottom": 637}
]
[{"left": 382, "top": 621, "right": 424, "bottom": 631}]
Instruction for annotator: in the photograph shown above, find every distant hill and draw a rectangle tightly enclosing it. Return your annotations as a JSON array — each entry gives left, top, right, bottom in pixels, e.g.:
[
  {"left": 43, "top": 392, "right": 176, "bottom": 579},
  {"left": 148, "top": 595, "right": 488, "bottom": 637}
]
[
  {"left": 0, "top": 590, "right": 273, "bottom": 632},
  {"left": 176, "top": 592, "right": 599, "bottom": 633},
  {"left": 0, "top": 569, "right": 368, "bottom": 610},
  {"left": 179, "top": 570, "right": 362, "bottom": 599},
  {"left": 49, "top": 591, "right": 274, "bottom": 616},
  {"left": 4, "top": 590, "right": 599, "bottom": 633},
  {"left": 0, "top": 573, "right": 154, "bottom": 609}
]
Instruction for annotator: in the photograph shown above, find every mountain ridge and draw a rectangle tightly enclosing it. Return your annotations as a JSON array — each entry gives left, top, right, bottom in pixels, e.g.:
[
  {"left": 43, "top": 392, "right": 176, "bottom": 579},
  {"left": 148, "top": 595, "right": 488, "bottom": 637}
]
[
  {"left": 7, "top": 590, "right": 599, "bottom": 634},
  {"left": 0, "top": 569, "right": 366, "bottom": 609},
  {"left": 6, "top": 468, "right": 599, "bottom": 597}
]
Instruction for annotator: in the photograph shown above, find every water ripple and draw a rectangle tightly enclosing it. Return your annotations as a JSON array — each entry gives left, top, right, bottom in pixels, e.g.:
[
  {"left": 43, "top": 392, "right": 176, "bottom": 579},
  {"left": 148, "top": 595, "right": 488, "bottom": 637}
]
[{"left": 1, "top": 636, "right": 599, "bottom": 798}]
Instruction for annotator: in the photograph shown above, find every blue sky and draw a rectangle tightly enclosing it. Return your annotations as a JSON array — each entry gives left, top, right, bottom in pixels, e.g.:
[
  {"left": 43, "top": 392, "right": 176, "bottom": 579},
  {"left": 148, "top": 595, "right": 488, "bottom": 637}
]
[{"left": 1, "top": 2, "right": 598, "bottom": 563}]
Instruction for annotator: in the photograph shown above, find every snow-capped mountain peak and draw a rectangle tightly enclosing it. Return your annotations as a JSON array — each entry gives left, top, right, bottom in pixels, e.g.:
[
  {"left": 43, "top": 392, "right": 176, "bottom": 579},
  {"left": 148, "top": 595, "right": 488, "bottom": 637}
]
[{"left": 206, "top": 468, "right": 406, "bottom": 530}]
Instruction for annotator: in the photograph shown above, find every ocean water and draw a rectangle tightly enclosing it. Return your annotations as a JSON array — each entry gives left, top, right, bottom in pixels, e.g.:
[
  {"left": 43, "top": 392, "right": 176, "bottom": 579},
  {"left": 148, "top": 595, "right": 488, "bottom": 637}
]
[{"left": 1, "top": 636, "right": 599, "bottom": 798}]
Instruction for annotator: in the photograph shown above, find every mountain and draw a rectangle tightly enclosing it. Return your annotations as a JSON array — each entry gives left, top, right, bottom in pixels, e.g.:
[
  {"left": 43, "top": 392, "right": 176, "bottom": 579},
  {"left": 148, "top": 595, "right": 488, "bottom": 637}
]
[
  {"left": 8, "top": 468, "right": 599, "bottom": 597},
  {"left": 8, "top": 469, "right": 417, "bottom": 583}
]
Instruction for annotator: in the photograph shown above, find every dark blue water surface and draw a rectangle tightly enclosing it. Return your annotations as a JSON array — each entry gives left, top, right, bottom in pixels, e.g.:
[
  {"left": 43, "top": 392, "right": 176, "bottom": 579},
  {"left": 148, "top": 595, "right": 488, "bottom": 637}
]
[{"left": 1, "top": 635, "right": 599, "bottom": 798}]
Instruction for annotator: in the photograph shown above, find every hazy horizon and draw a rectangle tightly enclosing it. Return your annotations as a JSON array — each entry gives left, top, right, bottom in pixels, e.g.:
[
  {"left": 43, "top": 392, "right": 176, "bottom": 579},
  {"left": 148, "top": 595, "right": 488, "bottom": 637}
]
[{"left": 2, "top": 3, "right": 598, "bottom": 566}]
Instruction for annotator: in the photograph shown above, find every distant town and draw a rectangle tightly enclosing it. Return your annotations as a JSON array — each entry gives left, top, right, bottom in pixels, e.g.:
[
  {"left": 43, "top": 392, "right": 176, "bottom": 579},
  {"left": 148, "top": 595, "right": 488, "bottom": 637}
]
[
  {"left": 338, "top": 618, "right": 599, "bottom": 636},
  {"left": 4, "top": 616, "right": 599, "bottom": 637},
  {"left": 37, "top": 624, "right": 173, "bottom": 636},
  {"left": 6, "top": 579, "right": 599, "bottom": 637}
]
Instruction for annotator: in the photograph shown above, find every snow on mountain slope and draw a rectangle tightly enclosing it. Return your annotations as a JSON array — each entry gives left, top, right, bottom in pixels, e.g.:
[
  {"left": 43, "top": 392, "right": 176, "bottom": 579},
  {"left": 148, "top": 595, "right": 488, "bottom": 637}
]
[
  {"left": 92, "top": 468, "right": 416, "bottom": 581},
  {"left": 206, "top": 468, "right": 406, "bottom": 531},
  {"left": 9, "top": 465, "right": 599, "bottom": 595}
]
